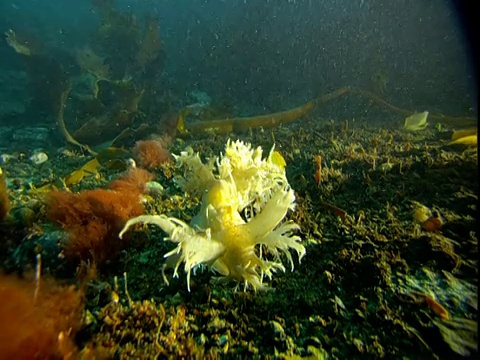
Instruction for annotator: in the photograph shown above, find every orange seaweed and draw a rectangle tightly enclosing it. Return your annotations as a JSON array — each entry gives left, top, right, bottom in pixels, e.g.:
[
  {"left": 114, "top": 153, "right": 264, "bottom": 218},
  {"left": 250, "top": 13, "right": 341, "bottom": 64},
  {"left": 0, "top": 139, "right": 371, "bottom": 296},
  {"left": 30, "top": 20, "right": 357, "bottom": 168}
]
[
  {"left": 133, "top": 138, "right": 172, "bottom": 170},
  {"left": 47, "top": 169, "right": 153, "bottom": 264},
  {"left": 0, "top": 274, "right": 84, "bottom": 359},
  {"left": 109, "top": 167, "right": 154, "bottom": 193}
]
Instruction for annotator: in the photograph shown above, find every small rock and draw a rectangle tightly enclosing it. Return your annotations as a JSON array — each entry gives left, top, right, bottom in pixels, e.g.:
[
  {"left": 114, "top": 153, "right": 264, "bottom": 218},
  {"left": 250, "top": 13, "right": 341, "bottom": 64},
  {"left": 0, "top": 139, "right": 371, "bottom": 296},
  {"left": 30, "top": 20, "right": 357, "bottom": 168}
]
[
  {"left": 29, "top": 151, "right": 48, "bottom": 165},
  {"left": 0, "top": 154, "right": 13, "bottom": 164},
  {"left": 126, "top": 158, "right": 137, "bottom": 169},
  {"left": 146, "top": 181, "right": 164, "bottom": 197},
  {"left": 11, "top": 206, "right": 36, "bottom": 226}
]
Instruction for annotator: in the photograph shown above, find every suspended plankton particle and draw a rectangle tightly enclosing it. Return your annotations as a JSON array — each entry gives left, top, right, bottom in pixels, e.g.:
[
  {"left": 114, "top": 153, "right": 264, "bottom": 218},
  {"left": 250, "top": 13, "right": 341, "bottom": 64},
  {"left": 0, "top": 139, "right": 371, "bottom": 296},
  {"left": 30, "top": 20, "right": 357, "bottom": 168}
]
[{"left": 404, "top": 111, "right": 429, "bottom": 131}]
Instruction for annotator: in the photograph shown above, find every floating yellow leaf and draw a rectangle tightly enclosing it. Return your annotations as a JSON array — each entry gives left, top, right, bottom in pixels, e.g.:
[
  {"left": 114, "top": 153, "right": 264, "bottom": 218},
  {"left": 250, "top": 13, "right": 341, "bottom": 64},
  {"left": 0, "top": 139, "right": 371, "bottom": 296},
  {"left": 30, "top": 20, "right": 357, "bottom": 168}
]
[{"left": 404, "top": 111, "right": 429, "bottom": 131}]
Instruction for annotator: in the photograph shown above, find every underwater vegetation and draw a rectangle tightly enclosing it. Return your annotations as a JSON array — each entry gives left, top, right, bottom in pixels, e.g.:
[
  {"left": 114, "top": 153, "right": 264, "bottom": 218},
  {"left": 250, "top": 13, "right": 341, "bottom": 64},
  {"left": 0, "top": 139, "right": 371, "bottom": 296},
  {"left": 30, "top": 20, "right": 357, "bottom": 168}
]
[
  {"left": 0, "top": 273, "right": 84, "bottom": 359},
  {"left": 46, "top": 168, "right": 153, "bottom": 265},
  {"left": 133, "top": 137, "right": 172, "bottom": 170}
]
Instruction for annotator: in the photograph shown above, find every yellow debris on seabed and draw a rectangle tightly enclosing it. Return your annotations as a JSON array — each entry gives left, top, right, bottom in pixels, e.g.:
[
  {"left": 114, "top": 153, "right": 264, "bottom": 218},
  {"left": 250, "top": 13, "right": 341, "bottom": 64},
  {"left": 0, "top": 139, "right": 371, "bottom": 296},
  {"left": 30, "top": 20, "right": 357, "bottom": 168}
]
[{"left": 448, "top": 128, "right": 477, "bottom": 147}]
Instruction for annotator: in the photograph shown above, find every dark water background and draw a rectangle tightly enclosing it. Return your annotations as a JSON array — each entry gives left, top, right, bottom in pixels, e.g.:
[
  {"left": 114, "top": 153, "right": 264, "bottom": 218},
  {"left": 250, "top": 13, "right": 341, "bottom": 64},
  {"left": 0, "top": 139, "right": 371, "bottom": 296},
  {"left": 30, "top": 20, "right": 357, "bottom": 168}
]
[{"left": 0, "top": 0, "right": 477, "bottom": 128}]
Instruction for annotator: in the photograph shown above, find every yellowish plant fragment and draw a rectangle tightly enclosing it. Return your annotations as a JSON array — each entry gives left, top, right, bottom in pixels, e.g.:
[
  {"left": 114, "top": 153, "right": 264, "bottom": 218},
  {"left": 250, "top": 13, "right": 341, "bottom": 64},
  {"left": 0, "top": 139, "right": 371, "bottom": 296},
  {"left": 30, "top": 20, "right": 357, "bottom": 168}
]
[{"left": 404, "top": 111, "right": 429, "bottom": 131}]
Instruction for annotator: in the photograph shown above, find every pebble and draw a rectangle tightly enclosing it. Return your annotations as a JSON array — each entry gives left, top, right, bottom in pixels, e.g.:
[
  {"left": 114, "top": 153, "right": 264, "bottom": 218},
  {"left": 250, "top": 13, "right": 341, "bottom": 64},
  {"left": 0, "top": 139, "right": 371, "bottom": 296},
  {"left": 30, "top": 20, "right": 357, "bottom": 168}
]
[
  {"left": 0, "top": 154, "right": 13, "bottom": 164},
  {"left": 146, "top": 181, "right": 164, "bottom": 197},
  {"left": 29, "top": 151, "right": 48, "bottom": 165},
  {"left": 126, "top": 158, "right": 137, "bottom": 169}
]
